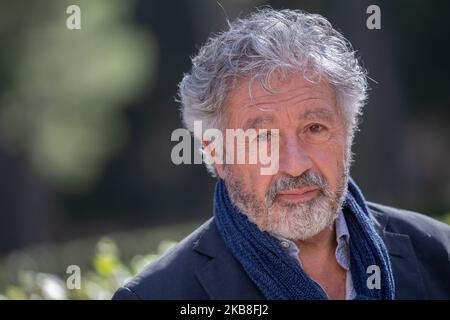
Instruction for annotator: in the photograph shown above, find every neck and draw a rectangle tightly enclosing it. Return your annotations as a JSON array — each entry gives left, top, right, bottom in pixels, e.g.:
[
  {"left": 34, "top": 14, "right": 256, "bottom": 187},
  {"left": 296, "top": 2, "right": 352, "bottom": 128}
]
[
  {"left": 293, "top": 225, "right": 339, "bottom": 276},
  {"left": 294, "top": 224, "right": 347, "bottom": 300}
]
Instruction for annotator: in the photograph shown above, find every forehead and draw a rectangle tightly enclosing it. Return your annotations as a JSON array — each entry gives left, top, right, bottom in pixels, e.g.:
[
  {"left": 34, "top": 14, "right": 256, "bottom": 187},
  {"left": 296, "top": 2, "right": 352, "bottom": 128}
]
[{"left": 225, "top": 73, "right": 338, "bottom": 124}]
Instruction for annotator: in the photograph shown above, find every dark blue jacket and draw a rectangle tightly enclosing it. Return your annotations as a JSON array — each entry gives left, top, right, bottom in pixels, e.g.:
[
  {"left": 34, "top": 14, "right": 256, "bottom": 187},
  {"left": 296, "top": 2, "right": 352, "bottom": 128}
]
[{"left": 112, "top": 202, "right": 450, "bottom": 300}]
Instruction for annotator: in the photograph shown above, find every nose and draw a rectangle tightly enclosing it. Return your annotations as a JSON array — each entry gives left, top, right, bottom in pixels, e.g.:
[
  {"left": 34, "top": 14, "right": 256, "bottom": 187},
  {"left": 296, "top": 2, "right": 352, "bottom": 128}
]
[{"left": 278, "top": 135, "right": 313, "bottom": 177}]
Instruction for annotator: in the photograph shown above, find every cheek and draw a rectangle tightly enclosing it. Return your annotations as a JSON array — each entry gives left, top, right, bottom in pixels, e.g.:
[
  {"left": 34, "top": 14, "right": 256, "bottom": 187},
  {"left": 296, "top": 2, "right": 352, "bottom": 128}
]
[
  {"left": 235, "top": 163, "right": 273, "bottom": 200},
  {"left": 309, "top": 140, "right": 346, "bottom": 189}
]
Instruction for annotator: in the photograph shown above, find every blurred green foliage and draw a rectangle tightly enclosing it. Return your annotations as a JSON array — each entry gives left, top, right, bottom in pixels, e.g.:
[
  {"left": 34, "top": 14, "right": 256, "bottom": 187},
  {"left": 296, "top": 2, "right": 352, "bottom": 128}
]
[
  {"left": 0, "top": 0, "right": 156, "bottom": 193},
  {"left": 439, "top": 213, "right": 450, "bottom": 226},
  {"left": 0, "top": 219, "right": 201, "bottom": 300},
  {"left": 0, "top": 237, "right": 176, "bottom": 300}
]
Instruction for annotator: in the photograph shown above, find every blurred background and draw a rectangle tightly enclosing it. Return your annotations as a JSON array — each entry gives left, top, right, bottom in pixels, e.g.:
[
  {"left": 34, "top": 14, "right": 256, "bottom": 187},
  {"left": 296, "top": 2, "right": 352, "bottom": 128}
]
[{"left": 0, "top": 0, "right": 449, "bottom": 299}]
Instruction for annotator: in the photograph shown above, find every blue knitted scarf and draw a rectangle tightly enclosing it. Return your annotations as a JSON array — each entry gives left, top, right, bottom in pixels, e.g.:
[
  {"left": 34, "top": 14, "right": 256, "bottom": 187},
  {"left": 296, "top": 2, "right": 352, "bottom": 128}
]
[{"left": 213, "top": 177, "right": 395, "bottom": 300}]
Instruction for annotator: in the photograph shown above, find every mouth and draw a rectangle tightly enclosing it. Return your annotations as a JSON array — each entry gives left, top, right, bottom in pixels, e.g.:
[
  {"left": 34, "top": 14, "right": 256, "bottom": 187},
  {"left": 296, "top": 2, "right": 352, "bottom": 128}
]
[{"left": 276, "top": 186, "right": 320, "bottom": 203}]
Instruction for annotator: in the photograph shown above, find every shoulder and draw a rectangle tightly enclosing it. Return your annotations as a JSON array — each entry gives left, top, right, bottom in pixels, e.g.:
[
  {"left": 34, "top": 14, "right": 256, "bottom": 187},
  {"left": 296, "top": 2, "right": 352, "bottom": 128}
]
[
  {"left": 368, "top": 202, "right": 450, "bottom": 240},
  {"left": 368, "top": 202, "right": 450, "bottom": 298},
  {"left": 368, "top": 202, "right": 450, "bottom": 261},
  {"left": 112, "top": 218, "right": 216, "bottom": 300}
]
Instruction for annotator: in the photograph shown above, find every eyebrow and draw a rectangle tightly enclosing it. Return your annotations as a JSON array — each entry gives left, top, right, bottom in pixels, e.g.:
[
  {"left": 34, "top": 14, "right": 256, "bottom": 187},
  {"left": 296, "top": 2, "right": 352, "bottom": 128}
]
[
  {"left": 242, "top": 108, "right": 336, "bottom": 130},
  {"left": 243, "top": 116, "right": 275, "bottom": 130},
  {"left": 300, "top": 109, "right": 335, "bottom": 122}
]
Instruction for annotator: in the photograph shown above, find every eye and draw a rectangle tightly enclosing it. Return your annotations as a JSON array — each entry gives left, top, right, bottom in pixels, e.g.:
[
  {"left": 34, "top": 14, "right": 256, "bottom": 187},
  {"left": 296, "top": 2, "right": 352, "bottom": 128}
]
[
  {"left": 309, "top": 123, "right": 325, "bottom": 133},
  {"left": 303, "top": 123, "right": 330, "bottom": 144}
]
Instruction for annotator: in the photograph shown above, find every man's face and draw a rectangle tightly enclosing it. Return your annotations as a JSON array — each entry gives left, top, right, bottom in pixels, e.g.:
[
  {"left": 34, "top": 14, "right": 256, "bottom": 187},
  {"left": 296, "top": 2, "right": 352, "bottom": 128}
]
[{"left": 217, "top": 73, "right": 350, "bottom": 240}]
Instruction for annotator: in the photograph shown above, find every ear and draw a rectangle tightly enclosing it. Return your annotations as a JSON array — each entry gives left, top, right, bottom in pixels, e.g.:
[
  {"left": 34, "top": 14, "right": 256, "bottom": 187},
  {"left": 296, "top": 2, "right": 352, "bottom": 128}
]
[{"left": 202, "top": 138, "right": 226, "bottom": 179}]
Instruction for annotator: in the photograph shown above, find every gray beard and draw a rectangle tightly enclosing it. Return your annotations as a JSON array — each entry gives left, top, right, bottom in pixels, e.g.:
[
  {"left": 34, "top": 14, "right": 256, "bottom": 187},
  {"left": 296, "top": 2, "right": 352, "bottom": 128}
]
[{"left": 223, "top": 166, "right": 349, "bottom": 241}]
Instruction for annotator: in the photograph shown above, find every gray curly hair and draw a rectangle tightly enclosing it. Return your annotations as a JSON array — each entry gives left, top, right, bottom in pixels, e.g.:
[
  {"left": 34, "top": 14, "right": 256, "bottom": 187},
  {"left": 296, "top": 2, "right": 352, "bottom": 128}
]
[{"left": 178, "top": 8, "right": 368, "bottom": 175}]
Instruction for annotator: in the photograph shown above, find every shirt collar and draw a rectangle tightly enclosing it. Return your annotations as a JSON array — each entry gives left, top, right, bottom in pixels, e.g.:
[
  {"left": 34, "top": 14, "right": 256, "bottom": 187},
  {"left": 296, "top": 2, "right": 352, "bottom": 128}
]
[{"left": 335, "top": 209, "right": 350, "bottom": 245}]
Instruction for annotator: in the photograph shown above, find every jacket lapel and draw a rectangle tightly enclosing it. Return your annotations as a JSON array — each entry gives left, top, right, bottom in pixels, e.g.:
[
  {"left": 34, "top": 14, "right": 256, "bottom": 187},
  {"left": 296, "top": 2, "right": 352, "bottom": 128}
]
[
  {"left": 370, "top": 209, "right": 427, "bottom": 299},
  {"left": 193, "top": 219, "right": 264, "bottom": 299}
]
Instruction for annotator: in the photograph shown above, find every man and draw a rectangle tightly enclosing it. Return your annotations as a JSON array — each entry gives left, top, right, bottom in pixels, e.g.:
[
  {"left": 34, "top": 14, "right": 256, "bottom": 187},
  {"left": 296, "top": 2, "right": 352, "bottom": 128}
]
[{"left": 113, "top": 8, "right": 450, "bottom": 300}]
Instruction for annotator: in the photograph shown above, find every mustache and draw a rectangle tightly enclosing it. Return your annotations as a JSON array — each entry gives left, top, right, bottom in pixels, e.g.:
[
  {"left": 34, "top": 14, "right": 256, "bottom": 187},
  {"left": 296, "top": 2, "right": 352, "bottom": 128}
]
[{"left": 265, "top": 171, "right": 329, "bottom": 207}]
